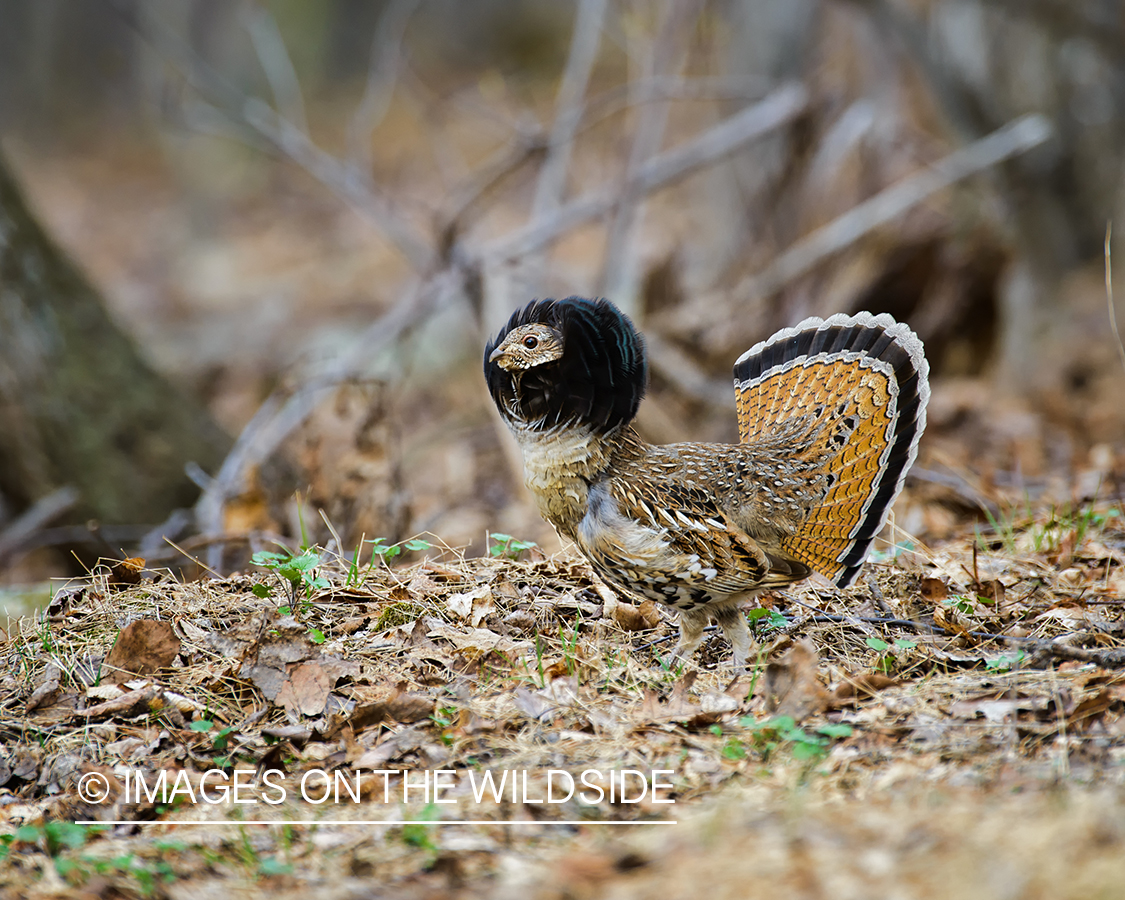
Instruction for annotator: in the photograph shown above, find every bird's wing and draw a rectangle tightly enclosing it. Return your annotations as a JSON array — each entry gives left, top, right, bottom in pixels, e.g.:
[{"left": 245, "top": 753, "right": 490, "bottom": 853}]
[{"left": 604, "top": 477, "right": 810, "bottom": 600}]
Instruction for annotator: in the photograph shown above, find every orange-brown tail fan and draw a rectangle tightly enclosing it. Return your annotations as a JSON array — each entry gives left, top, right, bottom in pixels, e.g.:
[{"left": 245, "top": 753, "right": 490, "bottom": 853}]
[{"left": 733, "top": 313, "right": 929, "bottom": 587}]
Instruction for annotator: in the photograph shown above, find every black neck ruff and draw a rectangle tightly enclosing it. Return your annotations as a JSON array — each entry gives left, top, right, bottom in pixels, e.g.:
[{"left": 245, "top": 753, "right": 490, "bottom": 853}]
[{"left": 484, "top": 297, "right": 648, "bottom": 435}]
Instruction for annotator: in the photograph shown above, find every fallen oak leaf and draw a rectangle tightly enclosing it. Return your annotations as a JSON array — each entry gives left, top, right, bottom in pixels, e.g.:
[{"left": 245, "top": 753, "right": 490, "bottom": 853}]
[
  {"left": 1068, "top": 689, "right": 1115, "bottom": 729},
  {"left": 102, "top": 619, "right": 180, "bottom": 685},
  {"left": 108, "top": 556, "right": 146, "bottom": 587}
]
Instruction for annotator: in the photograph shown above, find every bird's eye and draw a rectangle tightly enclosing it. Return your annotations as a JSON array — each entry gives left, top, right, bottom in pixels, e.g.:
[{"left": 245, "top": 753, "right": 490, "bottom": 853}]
[{"left": 523, "top": 336, "right": 539, "bottom": 349}]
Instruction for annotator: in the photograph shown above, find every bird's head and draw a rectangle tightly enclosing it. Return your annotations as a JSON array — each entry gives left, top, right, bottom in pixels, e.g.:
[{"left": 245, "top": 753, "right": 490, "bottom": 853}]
[
  {"left": 486, "top": 322, "right": 565, "bottom": 371},
  {"left": 484, "top": 297, "right": 647, "bottom": 434}
]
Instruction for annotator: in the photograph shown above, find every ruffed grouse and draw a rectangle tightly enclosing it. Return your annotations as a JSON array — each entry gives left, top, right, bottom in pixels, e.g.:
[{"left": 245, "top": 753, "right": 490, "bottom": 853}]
[{"left": 484, "top": 297, "right": 929, "bottom": 667}]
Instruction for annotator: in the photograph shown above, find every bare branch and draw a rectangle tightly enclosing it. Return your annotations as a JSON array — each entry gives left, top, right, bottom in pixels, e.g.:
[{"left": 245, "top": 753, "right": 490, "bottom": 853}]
[
  {"left": 242, "top": 3, "right": 308, "bottom": 133},
  {"left": 443, "top": 131, "right": 547, "bottom": 237},
  {"left": 347, "top": 0, "right": 421, "bottom": 173},
  {"left": 0, "top": 486, "right": 79, "bottom": 566},
  {"left": 600, "top": 0, "right": 704, "bottom": 309},
  {"left": 531, "top": 0, "right": 607, "bottom": 219},
  {"left": 581, "top": 74, "right": 773, "bottom": 128},
  {"left": 485, "top": 82, "right": 809, "bottom": 262},
  {"left": 732, "top": 113, "right": 1054, "bottom": 301},
  {"left": 643, "top": 333, "right": 731, "bottom": 408},
  {"left": 238, "top": 98, "right": 434, "bottom": 271},
  {"left": 195, "top": 270, "right": 464, "bottom": 567},
  {"left": 117, "top": 0, "right": 435, "bottom": 273}
]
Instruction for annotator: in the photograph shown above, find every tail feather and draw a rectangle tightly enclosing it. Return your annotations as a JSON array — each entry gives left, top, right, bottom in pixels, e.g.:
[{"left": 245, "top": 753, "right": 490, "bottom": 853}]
[{"left": 733, "top": 312, "right": 929, "bottom": 587}]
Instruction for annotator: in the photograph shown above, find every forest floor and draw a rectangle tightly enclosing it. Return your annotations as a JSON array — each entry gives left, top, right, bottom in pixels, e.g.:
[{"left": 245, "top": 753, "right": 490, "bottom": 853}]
[{"left": 2, "top": 496, "right": 1125, "bottom": 900}]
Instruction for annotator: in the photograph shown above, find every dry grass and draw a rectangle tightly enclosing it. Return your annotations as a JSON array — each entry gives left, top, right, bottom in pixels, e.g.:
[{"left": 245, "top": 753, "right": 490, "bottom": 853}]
[{"left": 1, "top": 498, "right": 1124, "bottom": 897}]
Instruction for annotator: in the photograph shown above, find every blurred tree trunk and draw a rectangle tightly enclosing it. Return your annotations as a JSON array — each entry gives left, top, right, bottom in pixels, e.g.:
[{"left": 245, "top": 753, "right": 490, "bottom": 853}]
[{"left": 0, "top": 152, "right": 231, "bottom": 527}]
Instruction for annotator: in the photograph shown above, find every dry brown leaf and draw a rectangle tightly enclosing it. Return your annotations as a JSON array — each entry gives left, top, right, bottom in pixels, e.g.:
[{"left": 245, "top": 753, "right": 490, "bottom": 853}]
[
  {"left": 503, "top": 610, "right": 538, "bottom": 633},
  {"left": 261, "top": 724, "right": 313, "bottom": 746},
  {"left": 638, "top": 676, "right": 705, "bottom": 724},
  {"left": 404, "top": 573, "right": 440, "bottom": 598},
  {"left": 613, "top": 600, "right": 662, "bottom": 631},
  {"left": 1068, "top": 689, "right": 1115, "bottom": 729},
  {"left": 763, "top": 639, "right": 829, "bottom": 720},
  {"left": 543, "top": 660, "right": 571, "bottom": 680},
  {"left": 108, "top": 556, "right": 145, "bottom": 587},
  {"left": 276, "top": 661, "right": 331, "bottom": 716},
  {"left": 102, "top": 619, "right": 180, "bottom": 684},
  {"left": 446, "top": 585, "right": 494, "bottom": 626},
  {"left": 919, "top": 577, "right": 949, "bottom": 603},
  {"left": 492, "top": 579, "right": 522, "bottom": 603},
  {"left": 338, "top": 615, "right": 371, "bottom": 634},
  {"left": 25, "top": 663, "right": 62, "bottom": 712},
  {"left": 833, "top": 672, "right": 900, "bottom": 701},
  {"left": 86, "top": 684, "right": 125, "bottom": 702},
  {"left": 427, "top": 622, "right": 534, "bottom": 654},
  {"left": 79, "top": 685, "right": 161, "bottom": 720},
  {"left": 933, "top": 605, "right": 976, "bottom": 640},
  {"left": 456, "top": 708, "right": 498, "bottom": 735},
  {"left": 384, "top": 684, "right": 434, "bottom": 723},
  {"left": 514, "top": 686, "right": 556, "bottom": 721},
  {"left": 351, "top": 724, "right": 426, "bottom": 769}
]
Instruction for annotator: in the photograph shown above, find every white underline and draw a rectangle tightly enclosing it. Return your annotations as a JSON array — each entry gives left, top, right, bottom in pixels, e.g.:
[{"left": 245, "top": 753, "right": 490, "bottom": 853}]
[{"left": 75, "top": 819, "right": 677, "bottom": 826}]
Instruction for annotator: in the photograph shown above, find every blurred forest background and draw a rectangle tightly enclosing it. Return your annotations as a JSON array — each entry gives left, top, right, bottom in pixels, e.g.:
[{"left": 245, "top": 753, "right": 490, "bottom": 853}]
[{"left": 1, "top": 0, "right": 1124, "bottom": 603}]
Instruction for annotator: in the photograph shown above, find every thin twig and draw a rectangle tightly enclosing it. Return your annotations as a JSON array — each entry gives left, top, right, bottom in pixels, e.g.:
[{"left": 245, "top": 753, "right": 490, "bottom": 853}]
[
  {"left": 600, "top": 0, "right": 702, "bottom": 309},
  {"left": 531, "top": 0, "right": 607, "bottom": 220},
  {"left": 0, "top": 487, "right": 80, "bottom": 565},
  {"left": 242, "top": 4, "right": 308, "bottom": 133},
  {"left": 347, "top": 0, "right": 421, "bottom": 173},
  {"left": 729, "top": 113, "right": 1054, "bottom": 301},
  {"left": 442, "top": 132, "right": 548, "bottom": 238},
  {"left": 486, "top": 82, "right": 809, "bottom": 262},
  {"left": 580, "top": 74, "right": 772, "bottom": 129},
  {"left": 1106, "top": 222, "right": 1125, "bottom": 377},
  {"left": 116, "top": 0, "right": 434, "bottom": 272}
]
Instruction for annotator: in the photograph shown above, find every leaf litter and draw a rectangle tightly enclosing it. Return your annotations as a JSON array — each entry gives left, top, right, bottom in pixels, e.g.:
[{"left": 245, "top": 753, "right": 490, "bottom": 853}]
[{"left": 1, "top": 500, "right": 1125, "bottom": 898}]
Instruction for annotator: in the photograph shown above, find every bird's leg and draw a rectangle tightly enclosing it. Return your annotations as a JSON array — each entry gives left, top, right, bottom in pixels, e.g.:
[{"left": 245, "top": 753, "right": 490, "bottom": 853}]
[
  {"left": 714, "top": 604, "right": 754, "bottom": 669},
  {"left": 670, "top": 608, "right": 710, "bottom": 665}
]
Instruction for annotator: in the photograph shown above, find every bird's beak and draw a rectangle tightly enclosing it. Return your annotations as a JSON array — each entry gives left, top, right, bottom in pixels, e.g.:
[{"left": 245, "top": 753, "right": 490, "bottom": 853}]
[{"left": 488, "top": 345, "right": 506, "bottom": 363}]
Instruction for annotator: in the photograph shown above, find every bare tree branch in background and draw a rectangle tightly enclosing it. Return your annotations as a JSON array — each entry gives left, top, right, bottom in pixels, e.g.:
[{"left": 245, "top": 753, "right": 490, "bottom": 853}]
[
  {"left": 599, "top": 0, "right": 704, "bottom": 311},
  {"left": 242, "top": 2, "right": 309, "bottom": 134},
  {"left": 531, "top": 0, "right": 607, "bottom": 220},
  {"left": 734, "top": 113, "right": 1054, "bottom": 301},
  {"left": 647, "top": 114, "right": 1053, "bottom": 408},
  {"left": 346, "top": 0, "right": 422, "bottom": 174},
  {"left": 485, "top": 82, "right": 809, "bottom": 262},
  {"left": 0, "top": 486, "right": 78, "bottom": 568},
  {"left": 119, "top": 0, "right": 435, "bottom": 272}
]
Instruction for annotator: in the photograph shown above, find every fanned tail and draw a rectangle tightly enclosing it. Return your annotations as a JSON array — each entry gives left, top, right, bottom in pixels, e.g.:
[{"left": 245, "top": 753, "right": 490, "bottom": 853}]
[{"left": 733, "top": 312, "right": 929, "bottom": 587}]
